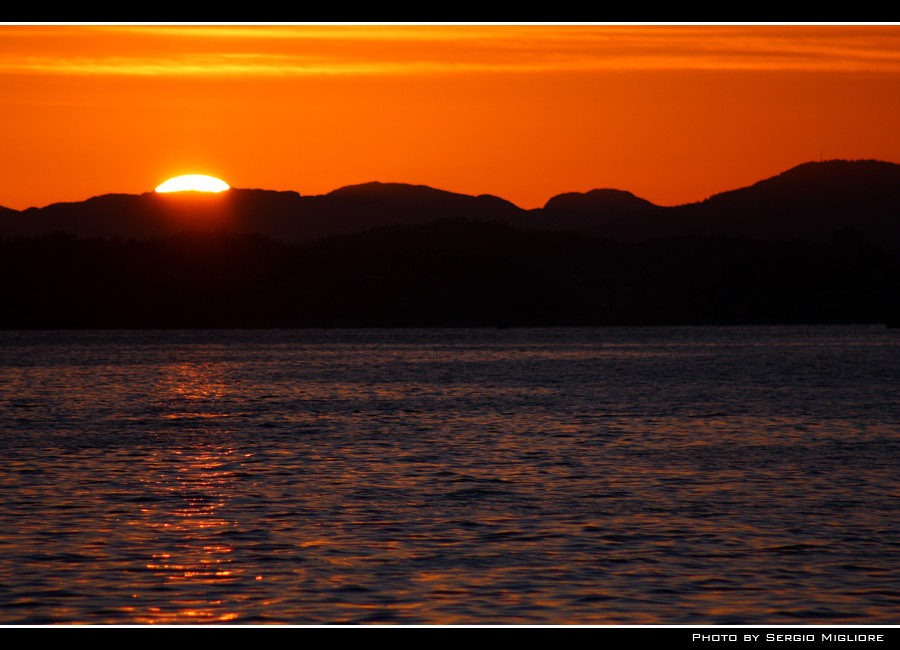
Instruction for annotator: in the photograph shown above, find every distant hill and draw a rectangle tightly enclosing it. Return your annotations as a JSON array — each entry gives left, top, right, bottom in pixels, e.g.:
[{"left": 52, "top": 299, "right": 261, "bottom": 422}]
[
  {"left": 1, "top": 159, "right": 899, "bottom": 246},
  {"left": 663, "top": 159, "right": 900, "bottom": 243},
  {"left": 535, "top": 159, "right": 900, "bottom": 244},
  {"left": 0, "top": 182, "right": 526, "bottom": 244}
]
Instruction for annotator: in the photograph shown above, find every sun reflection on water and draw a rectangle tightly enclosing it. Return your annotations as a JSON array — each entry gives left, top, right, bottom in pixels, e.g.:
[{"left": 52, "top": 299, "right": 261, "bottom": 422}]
[
  {"left": 118, "top": 358, "right": 255, "bottom": 623},
  {"left": 125, "top": 443, "right": 248, "bottom": 623}
]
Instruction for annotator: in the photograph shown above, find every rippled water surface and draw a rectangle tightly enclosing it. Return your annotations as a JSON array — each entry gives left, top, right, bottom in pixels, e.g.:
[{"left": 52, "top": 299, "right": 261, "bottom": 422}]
[{"left": 1, "top": 325, "right": 899, "bottom": 624}]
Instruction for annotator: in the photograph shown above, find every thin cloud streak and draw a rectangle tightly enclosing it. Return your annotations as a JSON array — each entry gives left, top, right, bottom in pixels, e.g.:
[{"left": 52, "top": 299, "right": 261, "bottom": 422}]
[{"left": 1, "top": 24, "right": 900, "bottom": 77}]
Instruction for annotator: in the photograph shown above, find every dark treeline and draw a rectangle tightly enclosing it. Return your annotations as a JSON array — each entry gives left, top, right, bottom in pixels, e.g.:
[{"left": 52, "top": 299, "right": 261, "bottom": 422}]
[{"left": 2, "top": 218, "right": 897, "bottom": 329}]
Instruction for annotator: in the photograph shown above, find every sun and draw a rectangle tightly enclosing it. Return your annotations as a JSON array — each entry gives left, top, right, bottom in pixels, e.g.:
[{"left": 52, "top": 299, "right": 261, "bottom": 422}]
[{"left": 155, "top": 175, "right": 230, "bottom": 193}]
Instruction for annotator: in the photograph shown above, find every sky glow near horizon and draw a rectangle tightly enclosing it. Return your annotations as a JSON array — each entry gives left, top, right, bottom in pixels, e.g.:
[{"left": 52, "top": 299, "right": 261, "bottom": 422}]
[{"left": 1, "top": 23, "right": 899, "bottom": 211}]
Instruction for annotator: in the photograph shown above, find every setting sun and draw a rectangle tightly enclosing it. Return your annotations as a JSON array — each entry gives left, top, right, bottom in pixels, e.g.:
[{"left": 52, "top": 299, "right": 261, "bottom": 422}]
[{"left": 155, "top": 175, "right": 230, "bottom": 193}]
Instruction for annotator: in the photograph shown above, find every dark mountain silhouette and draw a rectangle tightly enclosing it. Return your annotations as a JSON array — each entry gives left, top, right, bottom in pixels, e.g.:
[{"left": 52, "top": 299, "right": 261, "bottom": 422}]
[
  {"left": 542, "top": 188, "right": 660, "bottom": 214},
  {"left": 535, "top": 159, "right": 900, "bottom": 244},
  {"left": 649, "top": 159, "right": 900, "bottom": 244},
  {"left": 2, "top": 160, "right": 898, "bottom": 246},
  {"left": 2, "top": 159, "right": 899, "bottom": 329},
  {"left": 528, "top": 188, "right": 665, "bottom": 238},
  {"left": 0, "top": 182, "right": 526, "bottom": 243}
]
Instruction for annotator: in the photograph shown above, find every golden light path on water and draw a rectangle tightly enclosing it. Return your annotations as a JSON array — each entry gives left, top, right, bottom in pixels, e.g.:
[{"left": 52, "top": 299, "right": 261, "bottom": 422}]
[
  {"left": 125, "top": 362, "right": 245, "bottom": 624},
  {"left": 129, "top": 448, "right": 242, "bottom": 624}
]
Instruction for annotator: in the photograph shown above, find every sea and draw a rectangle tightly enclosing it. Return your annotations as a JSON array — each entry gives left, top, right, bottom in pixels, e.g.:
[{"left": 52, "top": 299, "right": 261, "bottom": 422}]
[{"left": 1, "top": 325, "right": 899, "bottom": 626}]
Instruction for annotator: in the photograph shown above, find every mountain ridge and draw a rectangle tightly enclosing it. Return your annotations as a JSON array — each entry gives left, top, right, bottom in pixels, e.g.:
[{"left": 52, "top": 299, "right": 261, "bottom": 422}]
[
  {"left": 3, "top": 160, "right": 899, "bottom": 329},
  {"left": 2, "top": 159, "right": 899, "bottom": 246}
]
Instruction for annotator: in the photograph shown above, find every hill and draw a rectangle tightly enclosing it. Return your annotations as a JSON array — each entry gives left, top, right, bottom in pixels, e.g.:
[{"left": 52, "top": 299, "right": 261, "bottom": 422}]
[
  {"left": 1, "top": 160, "right": 899, "bottom": 328},
  {"left": 0, "top": 182, "right": 525, "bottom": 243},
  {"left": 1, "top": 160, "right": 899, "bottom": 246},
  {"left": 534, "top": 159, "right": 900, "bottom": 244}
]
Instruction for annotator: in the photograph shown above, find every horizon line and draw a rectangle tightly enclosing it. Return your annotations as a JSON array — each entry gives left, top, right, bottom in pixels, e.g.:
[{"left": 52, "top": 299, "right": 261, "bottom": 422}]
[{"left": 3, "top": 157, "right": 895, "bottom": 213}]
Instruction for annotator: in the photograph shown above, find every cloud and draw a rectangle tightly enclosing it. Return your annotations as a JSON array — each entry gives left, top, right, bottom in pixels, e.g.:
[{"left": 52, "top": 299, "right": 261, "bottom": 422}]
[{"left": 1, "top": 24, "right": 899, "bottom": 78}]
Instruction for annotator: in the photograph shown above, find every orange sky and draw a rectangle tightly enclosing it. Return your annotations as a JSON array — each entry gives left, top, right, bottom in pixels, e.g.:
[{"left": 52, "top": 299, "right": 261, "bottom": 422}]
[{"left": 2, "top": 23, "right": 899, "bottom": 211}]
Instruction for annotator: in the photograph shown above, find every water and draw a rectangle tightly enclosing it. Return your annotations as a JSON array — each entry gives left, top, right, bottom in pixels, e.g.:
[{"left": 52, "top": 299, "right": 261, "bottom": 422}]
[{"left": 1, "top": 325, "right": 899, "bottom": 625}]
